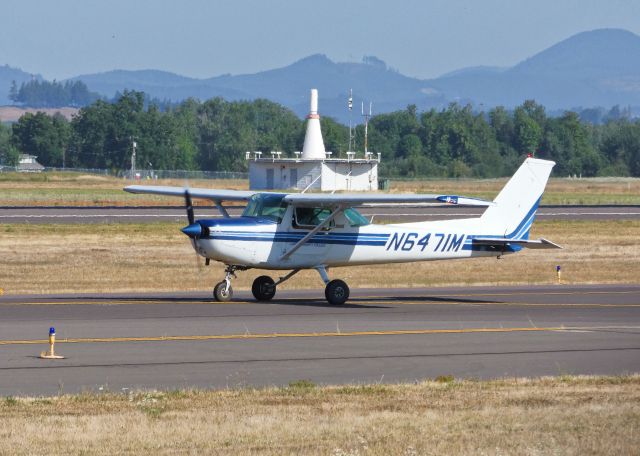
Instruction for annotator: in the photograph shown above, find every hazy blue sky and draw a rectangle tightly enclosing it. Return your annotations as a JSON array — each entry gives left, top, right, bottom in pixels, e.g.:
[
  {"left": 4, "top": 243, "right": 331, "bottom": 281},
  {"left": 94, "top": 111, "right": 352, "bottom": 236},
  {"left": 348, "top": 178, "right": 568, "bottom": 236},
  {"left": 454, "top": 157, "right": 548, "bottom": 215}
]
[{"left": 2, "top": 0, "right": 639, "bottom": 80}]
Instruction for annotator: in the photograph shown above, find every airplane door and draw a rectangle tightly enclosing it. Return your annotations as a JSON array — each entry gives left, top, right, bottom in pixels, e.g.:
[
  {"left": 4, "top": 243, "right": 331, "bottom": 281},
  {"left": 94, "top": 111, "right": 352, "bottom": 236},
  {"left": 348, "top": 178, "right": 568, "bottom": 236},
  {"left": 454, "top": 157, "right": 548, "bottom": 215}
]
[
  {"left": 286, "top": 206, "right": 331, "bottom": 264},
  {"left": 266, "top": 169, "right": 274, "bottom": 189}
]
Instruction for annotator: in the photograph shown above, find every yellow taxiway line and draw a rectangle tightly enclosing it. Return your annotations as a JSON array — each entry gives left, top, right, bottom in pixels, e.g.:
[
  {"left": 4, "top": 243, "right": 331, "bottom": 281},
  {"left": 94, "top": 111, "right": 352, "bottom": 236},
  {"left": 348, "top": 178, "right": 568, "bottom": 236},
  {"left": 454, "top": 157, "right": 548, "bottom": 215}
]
[{"left": 0, "top": 326, "right": 600, "bottom": 346}]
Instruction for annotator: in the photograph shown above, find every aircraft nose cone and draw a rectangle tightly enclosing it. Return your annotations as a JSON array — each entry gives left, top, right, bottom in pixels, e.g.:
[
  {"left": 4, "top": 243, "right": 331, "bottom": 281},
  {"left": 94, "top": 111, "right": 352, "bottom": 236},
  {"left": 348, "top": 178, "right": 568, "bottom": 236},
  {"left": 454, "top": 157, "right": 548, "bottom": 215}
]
[{"left": 181, "top": 223, "right": 202, "bottom": 238}]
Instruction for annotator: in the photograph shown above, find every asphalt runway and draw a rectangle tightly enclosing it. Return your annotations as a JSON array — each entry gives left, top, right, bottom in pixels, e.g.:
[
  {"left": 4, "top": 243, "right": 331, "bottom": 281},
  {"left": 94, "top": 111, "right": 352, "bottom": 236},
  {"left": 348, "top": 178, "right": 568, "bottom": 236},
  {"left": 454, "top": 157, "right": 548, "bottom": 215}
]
[
  {"left": 1, "top": 204, "right": 640, "bottom": 223},
  {"left": 1, "top": 284, "right": 639, "bottom": 396}
]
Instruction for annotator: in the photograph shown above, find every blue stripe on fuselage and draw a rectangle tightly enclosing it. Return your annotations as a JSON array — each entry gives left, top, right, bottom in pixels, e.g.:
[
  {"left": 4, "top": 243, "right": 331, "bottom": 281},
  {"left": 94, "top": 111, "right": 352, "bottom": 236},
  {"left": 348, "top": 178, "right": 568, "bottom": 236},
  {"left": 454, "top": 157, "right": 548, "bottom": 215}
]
[{"left": 208, "top": 233, "right": 388, "bottom": 246}]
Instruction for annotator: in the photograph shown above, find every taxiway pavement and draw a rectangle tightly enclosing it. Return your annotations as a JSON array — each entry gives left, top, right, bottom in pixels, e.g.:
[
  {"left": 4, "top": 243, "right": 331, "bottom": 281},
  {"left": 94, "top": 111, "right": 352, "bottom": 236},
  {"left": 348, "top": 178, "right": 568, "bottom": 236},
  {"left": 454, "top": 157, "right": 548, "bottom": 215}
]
[
  {"left": 1, "top": 284, "right": 639, "bottom": 396},
  {"left": 1, "top": 204, "right": 640, "bottom": 224}
]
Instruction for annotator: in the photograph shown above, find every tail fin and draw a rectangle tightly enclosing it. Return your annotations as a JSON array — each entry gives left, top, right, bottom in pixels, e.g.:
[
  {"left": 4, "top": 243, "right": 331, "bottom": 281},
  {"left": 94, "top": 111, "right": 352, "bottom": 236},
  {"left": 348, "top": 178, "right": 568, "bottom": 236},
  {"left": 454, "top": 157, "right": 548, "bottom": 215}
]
[{"left": 480, "top": 158, "right": 555, "bottom": 239}]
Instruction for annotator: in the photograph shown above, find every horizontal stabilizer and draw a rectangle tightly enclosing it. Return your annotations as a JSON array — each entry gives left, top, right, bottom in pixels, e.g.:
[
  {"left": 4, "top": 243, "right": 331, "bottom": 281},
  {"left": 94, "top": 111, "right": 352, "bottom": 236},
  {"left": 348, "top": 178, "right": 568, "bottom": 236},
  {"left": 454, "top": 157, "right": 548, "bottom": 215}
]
[{"left": 472, "top": 237, "right": 562, "bottom": 249}]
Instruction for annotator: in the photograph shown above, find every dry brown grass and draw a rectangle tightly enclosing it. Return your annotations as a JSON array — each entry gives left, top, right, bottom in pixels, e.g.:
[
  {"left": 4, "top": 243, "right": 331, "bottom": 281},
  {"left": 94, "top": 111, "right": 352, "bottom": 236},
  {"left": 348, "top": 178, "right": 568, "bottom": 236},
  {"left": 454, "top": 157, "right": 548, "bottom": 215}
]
[
  {"left": 0, "top": 106, "right": 79, "bottom": 122},
  {"left": 0, "top": 220, "right": 638, "bottom": 295},
  {"left": 1, "top": 376, "right": 638, "bottom": 455},
  {"left": 0, "top": 173, "right": 247, "bottom": 206},
  {"left": 391, "top": 176, "right": 640, "bottom": 205},
  {"left": 1, "top": 172, "right": 639, "bottom": 205}
]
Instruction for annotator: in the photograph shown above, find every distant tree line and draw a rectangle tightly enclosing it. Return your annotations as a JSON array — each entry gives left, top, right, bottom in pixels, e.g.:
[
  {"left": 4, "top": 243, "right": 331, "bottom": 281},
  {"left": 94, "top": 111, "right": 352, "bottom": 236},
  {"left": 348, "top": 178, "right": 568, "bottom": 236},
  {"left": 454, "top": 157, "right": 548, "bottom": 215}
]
[
  {"left": 374, "top": 101, "right": 640, "bottom": 178},
  {"left": 0, "top": 121, "right": 20, "bottom": 166},
  {"left": 9, "top": 79, "right": 101, "bottom": 108},
  {"left": 1, "top": 90, "right": 640, "bottom": 177}
]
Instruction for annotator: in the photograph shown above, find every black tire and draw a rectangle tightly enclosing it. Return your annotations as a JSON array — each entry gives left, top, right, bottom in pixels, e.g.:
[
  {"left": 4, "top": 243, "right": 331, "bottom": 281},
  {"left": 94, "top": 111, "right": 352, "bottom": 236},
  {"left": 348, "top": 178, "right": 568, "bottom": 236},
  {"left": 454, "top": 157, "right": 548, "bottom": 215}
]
[
  {"left": 213, "top": 281, "right": 233, "bottom": 302},
  {"left": 325, "top": 279, "right": 350, "bottom": 305},
  {"left": 252, "top": 275, "right": 276, "bottom": 301}
]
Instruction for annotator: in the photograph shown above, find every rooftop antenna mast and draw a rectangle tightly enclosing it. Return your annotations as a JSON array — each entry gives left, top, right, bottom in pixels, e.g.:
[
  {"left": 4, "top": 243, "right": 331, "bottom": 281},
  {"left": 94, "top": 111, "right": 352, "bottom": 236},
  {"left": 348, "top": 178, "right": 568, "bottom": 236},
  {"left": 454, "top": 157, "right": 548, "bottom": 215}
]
[
  {"left": 362, "top": 100, "right": 372, "bottom": 154},
  {"left": 347, "top": 89, "right": 354, "bottom": 153}
]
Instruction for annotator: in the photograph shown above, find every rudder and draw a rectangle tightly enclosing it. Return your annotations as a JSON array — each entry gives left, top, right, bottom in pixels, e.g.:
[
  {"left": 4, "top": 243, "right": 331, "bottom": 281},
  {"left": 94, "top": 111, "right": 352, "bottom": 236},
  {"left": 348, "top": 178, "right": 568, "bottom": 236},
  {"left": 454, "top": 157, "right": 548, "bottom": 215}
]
[{"left": 480, "top": 158, "right": 555, "bottom": 239}]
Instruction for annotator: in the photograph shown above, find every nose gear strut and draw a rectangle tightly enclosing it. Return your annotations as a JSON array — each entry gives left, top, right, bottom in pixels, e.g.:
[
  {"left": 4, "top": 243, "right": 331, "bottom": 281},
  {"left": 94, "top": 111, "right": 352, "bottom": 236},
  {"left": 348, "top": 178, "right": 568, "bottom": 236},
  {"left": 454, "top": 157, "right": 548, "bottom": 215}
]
[{"left": 213, "top": 265, "right": 247, "bottom": 302}]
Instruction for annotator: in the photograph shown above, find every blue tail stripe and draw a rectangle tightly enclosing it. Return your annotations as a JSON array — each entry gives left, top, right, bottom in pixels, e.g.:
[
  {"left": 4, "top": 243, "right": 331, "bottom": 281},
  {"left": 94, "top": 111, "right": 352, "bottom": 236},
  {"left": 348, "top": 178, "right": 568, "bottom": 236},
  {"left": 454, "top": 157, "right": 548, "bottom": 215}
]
[
  {"left": 505, "top": 196, "right": 541, "bottom": 239},
  {"left": 464, "top": 196, "right": 541, "bottom": 245}
]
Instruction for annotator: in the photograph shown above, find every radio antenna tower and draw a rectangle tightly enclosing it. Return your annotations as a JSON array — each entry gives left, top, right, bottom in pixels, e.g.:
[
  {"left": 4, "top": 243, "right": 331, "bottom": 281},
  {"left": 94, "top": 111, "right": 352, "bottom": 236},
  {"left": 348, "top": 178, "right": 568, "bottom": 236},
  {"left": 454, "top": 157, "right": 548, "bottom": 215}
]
[
  {"left": 347, "top": 89, "right": 354, "bottom": 153},
  {"left": 362, "top": 100, "right": 372, "bottom": 154}
]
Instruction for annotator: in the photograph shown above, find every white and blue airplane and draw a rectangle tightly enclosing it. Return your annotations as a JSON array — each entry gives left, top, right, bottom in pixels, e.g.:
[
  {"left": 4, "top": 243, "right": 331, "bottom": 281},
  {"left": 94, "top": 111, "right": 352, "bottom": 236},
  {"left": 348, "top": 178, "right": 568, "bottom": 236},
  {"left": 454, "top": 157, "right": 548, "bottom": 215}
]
[{"left": 125, "top": 157, "right": 560, "bottom": 305}]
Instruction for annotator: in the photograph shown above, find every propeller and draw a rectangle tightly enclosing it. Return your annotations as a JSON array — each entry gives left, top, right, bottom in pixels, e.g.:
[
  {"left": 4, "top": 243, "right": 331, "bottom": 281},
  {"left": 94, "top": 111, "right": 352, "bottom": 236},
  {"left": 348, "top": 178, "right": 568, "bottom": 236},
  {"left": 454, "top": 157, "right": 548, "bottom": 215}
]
[
  {"left": 181, "top": 189, "right": 202, "bottom": 239},
  {"left": 181, "top": 188, "right": 205, "bottom": 272},
  {"left": 185, "top": 189, "right": 195, "bottom": 225}
]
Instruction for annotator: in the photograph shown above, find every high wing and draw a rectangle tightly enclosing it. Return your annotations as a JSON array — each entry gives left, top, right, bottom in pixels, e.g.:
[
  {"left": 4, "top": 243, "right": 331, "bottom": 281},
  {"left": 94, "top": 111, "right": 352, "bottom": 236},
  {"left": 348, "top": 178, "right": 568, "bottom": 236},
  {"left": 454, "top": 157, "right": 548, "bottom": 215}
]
[
  {"left": 124, "top": 185, "right": 256, "bottom": 202},
  {"left": 124, "top": 185, "right": 494, "bottom": 207},
  {"left": 283, "top": 193, "right": 494, "bottom": 207},
  {"left": 472, "top": 237, "right": 562, "bottom": 250}
]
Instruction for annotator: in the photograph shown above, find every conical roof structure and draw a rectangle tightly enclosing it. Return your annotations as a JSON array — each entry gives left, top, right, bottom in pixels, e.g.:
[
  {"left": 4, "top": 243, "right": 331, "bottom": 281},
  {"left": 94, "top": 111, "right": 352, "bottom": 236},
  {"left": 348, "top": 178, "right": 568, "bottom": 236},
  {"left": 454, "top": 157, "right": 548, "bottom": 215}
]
[{"left": 301, "top": 89, "right": 326, "bottom": 160}]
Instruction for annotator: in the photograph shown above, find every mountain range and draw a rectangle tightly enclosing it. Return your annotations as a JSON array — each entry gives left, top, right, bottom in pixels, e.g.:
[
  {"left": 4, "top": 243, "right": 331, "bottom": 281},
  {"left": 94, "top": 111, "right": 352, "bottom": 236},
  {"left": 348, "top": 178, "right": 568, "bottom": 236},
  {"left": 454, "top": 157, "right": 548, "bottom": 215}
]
[{"left": 2, "top": 28, "right": 640, "bottom": 122}]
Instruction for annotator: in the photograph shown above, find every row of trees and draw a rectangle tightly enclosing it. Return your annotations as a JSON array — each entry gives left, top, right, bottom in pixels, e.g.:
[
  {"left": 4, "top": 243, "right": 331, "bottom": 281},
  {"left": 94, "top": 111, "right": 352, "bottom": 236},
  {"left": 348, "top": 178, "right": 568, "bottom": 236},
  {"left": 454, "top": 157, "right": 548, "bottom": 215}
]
[
  {"left": 2, "top": 91, "right": 640, "bottom": 177},
  {"left": 9, "top": 79, "right": 100, "bottom": 108}
]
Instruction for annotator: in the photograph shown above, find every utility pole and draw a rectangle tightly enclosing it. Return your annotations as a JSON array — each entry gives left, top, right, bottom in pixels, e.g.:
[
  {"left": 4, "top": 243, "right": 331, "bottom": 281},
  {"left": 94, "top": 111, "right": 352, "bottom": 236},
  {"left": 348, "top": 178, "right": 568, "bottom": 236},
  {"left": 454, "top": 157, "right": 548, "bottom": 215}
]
[
  {"left": 130, "top": 138, "right": 137, "bottom": 179},
  {"left": 362, "top": 101, "right": 372, "bottom": 154}
]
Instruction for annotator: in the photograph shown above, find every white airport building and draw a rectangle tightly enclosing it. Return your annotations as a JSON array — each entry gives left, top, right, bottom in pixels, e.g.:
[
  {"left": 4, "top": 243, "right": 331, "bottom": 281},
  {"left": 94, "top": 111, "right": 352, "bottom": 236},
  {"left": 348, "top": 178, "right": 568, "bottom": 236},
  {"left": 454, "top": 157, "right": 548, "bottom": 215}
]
[{"left": 247, "top": 89, "right": 380, "bottom": 191}]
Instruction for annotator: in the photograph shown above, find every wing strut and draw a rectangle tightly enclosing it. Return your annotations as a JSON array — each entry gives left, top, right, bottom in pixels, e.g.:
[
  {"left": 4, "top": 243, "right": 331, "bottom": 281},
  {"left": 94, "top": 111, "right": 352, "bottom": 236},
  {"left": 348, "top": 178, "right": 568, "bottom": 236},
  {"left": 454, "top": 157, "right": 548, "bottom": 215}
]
[
  {"left": 215, "top": 201, "right": 230, "bottom": 218},
  {"left": 279, "top": 207, "right": 344, "bottom": 260}
]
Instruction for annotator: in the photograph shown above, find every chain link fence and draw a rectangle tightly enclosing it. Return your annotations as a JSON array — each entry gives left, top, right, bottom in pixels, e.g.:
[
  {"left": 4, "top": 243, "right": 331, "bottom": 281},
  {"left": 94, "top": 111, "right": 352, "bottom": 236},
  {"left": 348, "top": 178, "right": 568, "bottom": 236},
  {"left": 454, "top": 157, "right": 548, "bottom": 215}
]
[{"left": 0, "top": 166, "right": 248, "bottom": 180}]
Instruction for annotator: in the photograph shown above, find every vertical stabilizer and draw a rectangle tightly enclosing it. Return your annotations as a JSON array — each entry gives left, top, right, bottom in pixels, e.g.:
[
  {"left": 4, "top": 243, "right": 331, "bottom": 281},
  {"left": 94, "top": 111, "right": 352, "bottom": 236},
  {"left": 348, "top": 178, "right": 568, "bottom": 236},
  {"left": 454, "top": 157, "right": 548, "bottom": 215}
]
[{"left": 480, "top": 158, "right": 555, "bottom": 239}]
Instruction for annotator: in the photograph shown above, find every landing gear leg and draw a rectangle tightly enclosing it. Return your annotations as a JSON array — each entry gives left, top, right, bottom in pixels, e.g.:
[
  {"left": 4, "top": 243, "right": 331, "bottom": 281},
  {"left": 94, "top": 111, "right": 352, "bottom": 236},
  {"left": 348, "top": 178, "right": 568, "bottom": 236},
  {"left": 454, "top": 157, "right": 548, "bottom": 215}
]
[
  {"left": 214, "top": 265, "right": 241, "bottom": 302},
  {"left": 316, "top": 266, "right": 350, "bottom": 305}
]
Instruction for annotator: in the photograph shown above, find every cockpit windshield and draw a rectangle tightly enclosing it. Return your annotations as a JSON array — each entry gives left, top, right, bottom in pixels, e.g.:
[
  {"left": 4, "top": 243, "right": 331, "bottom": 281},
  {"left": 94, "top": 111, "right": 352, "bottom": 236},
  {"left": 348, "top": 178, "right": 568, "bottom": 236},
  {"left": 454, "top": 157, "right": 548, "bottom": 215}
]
[{"left": 242, "top": 193, "right": 287, "bottom": 223}]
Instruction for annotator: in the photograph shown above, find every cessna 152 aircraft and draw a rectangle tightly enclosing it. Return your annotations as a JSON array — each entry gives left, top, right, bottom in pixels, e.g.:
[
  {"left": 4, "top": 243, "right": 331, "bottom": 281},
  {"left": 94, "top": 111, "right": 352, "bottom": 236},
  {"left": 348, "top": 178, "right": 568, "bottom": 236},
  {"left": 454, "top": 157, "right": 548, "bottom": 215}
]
[{"left": 125, "top": 157, "right": 560, "bottom": 305}]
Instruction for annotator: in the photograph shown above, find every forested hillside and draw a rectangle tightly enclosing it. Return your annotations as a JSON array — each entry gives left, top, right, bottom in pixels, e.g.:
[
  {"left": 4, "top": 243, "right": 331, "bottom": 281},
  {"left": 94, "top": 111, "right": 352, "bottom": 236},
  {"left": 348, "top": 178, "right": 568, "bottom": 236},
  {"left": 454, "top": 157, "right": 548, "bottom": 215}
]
[
  {"left": 9, "top": 79, "right": 100, "bottom": 108},
  {"left": 1, "top": 91, "right": 639, "bottom": 178}
]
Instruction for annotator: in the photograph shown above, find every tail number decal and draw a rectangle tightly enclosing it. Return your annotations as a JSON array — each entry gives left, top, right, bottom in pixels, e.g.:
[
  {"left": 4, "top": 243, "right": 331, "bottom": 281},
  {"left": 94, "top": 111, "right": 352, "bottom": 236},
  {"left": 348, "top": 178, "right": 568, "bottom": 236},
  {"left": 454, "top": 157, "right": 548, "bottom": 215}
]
[{"left": 386, "top": 233, "right": 463, "bottom": 253}]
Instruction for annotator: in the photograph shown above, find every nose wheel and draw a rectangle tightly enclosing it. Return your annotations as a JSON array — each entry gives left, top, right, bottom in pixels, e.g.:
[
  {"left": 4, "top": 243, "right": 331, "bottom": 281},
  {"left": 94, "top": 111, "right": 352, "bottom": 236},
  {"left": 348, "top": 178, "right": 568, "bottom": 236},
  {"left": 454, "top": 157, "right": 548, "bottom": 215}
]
[
  {"left": 213, "top": 281, "right": 233, "bottom": 301},
  {"left": 213, "top": 265, "right": 243, "bottom": 302}
]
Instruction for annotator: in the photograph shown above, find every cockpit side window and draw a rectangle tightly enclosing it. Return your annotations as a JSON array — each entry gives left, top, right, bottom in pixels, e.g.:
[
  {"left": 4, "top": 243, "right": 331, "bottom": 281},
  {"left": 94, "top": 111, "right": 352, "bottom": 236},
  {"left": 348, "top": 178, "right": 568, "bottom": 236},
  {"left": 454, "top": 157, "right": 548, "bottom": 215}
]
[
  {"left": 242, "top": 194, "right": 287, "bottom": 223},
  {"left": 294, "top": 207, "right": 334, "bottom": 228},
  {"left": 292, "top": 207, "right": 369, "bottom": 229},
  {"left": 344, "top": 208, "right": 370, "bottom": 227}
]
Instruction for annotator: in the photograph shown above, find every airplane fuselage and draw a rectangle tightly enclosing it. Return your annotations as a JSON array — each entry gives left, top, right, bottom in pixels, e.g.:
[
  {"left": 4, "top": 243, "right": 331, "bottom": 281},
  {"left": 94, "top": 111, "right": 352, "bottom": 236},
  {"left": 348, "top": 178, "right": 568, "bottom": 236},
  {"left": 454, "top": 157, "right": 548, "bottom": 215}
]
[{"left": 193, "top": 209, "right": 516, "bottom": 270}]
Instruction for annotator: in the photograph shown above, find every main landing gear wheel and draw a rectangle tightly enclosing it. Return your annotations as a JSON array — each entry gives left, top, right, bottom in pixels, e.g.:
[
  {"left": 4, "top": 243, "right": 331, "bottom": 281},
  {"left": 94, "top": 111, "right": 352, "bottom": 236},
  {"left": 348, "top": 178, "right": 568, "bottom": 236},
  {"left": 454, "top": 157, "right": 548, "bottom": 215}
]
[
  {"left": 252, "top": 275, "right": 276, "bottom": 301},
  {"left": 325, "top": 279, "right": 350, "bottom": 305},
  {"left": 213, "top": 281, "right": 233, "bottom": 302}
]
